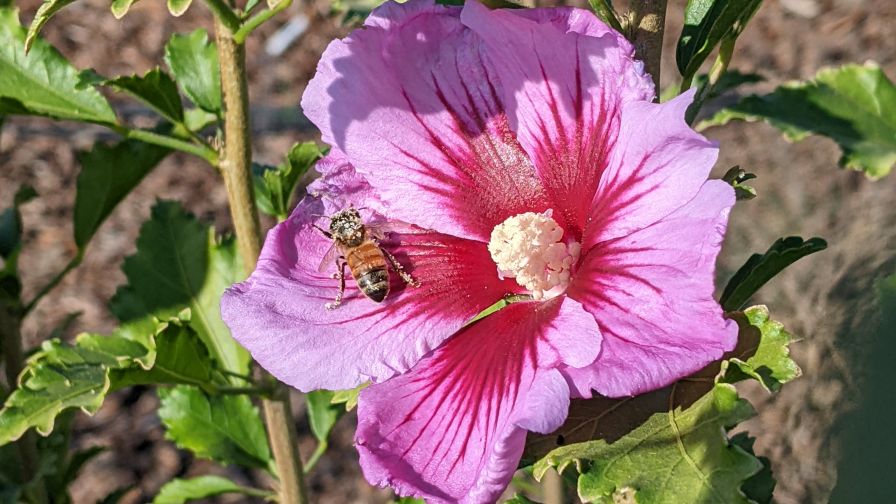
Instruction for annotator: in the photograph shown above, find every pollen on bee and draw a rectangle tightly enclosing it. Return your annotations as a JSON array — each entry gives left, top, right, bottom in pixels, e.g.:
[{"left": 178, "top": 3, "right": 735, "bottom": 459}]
[{"left": 487, "top": 211, "right": 580, "bottom": 300}]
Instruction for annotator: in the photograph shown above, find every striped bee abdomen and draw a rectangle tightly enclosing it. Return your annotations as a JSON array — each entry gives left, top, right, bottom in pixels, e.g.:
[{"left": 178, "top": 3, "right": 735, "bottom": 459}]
[
  {"left": 346, "top": 241, "right": 390, "bottom": 302},
  {"left": 356, "top": 268, "right": 390, "bottom": 302}
]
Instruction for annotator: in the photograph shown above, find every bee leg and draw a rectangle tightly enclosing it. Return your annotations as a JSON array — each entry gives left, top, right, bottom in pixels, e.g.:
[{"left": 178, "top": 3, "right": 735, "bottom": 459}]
[
  {"left": 312, "top": 223, "right": 333, "bottom": 239},
  {"left": 326, "top": 259, "right": 348, "bottom": 310},
  {"left": 380, "top": 246, "right": 420, "bottom": 288}
]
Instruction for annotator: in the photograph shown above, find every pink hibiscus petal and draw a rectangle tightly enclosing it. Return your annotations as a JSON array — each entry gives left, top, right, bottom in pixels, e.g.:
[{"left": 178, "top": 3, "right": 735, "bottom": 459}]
[
  {"left": 221, "top": 185, "right": 521, "bottom": 391},
  {"left": 565, "top": 180, "right": 738, "bottom": 398},
  {"left": 356, "top": 297, "right": 600, "bottom": 503},
  {"left": 301, "top": 0, "right": 553, "bottom": 242},
  {"left": 307, "top": 149, "right": 387, "bottom": 215},
  {"left": 583, "top": 90, "right": 720, "bottom": 249},
  {"left": 461, "top": 1, "right": 654, "bottom": 238}
]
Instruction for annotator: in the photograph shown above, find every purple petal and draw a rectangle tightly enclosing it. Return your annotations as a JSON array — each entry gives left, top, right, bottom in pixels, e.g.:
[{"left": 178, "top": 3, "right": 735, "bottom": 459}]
[
  {"left": 565, "top": 180, "right": 737, "bottom": 397},
  {"left": 583, "top": 90, "right": 719, "bottom": 249},
  {"left": 220, "top": 194, "right": 520, "bottom": 392},
  {"left": 356, "top": 297, "right": 599, "bottom": 503},
  {"left": 307, "top": 149, "right": 386, "bottom": 215},
  {"left": 301, "top": 0, "right": 554, "bottom": 242},
  {"left": 461, "top": 1, "right": 654, "bottom": 238}
]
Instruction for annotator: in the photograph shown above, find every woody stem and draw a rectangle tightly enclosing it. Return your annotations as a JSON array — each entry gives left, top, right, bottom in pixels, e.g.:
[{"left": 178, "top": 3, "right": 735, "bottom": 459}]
[
  {"left": 629, "top": 0, "right": 668, "bottom": 95},
  {"left": 214, "top": 16, "right": 308, "bottom": 504}
]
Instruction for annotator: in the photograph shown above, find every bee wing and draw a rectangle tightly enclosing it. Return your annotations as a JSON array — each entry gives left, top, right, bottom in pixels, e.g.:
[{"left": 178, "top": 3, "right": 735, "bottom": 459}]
[
  {"left": 317, "top": 241, "right": 342, "bottom": 274},
  {"left": 366, "top": 220, "right": 415, "bottom": 241}
]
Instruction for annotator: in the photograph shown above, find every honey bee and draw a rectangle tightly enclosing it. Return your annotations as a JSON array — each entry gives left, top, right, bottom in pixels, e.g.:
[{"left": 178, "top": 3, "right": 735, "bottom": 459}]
[{"left": 314, "top": 207, "right": 420, "bottom": 310}]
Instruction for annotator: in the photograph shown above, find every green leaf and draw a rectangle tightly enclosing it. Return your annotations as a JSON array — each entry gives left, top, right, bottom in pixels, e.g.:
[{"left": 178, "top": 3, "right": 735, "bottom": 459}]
[
  {"left": 97, "top": 487, "right": 133, "bottom": 504},
  {"left": 699, "top": 63, "right": 896, "bottom": 179},
  {"left": 110, "top": 0, "right": 139, "bottom": 18},
  {"left": 720, "top": 236, "right": 827, "bottom": 311},
  {"left": 0, "top": 333, "right": 151, "bottom": 444},
  {"left": 721, "top": 166, "right": 757, "bottom": 201},
  {"left": 253, "top": 142, "right": 323, "bottom": 220},
  {"left": 330, "top": 0, "right": 388, "bottom": 25},
  {"left": 587, "top": 0, "right": 622, "bottom": 33},
  {"left": 0, "top": 185, "right": 36, "bottom": 260},
  {"left": 305, "top": 390, "right": 345, "bottom": 469},
  {"left": 0, "top": 310, "right": 230, "bottom": 445},
  {"left": 74, "top": 139, "right": 170, "bottom": 250},
  {"left": 307, "top": 390, "right": 341, "bottom": 443},
  {"left": 524, "top": 305, "right": 799, "bottom": 503},
  {"left": 24, "top": 0, "right": 76, "bottom": 52},
  {"left": 721, "top": 306, "right": 801, "bottom": 392},
  {"left": 106, "top": 68, "right": 184, "bottom": 124},
  {"left": 503, "top": 495, "right": 537, "bottom": 504},
  {"left": 166, "top": 0, "right": 192, "bottom": 16},
  {"left": 676, "top": 0, "right": 762, "bottom": 83},
  {"left": 534, "top": 384, "right": 762, "bottom": 504},
  {"left": 0, "top": 8, "right": 116, "bottom": 124},
  {"left": 154, "top": 475, "right": 272, "bottom": 503},
  {"left": 183, "top": 108, "right": 217, "bottom": 132},
  {"left": 330, "top": 382, "right": 367, "bottom": 411},
  {"left": 109, "top": 318, "right": 216, "bottom": 390},
  {"left": 110, "top": 201, "right": 248, "bottom": 373},
  {"left": 157, "top": 386, "right": 271, "bottom": 469},
  {"left": 729, "top": 433, "right": 775, "bottom": 504},
  {"left": 164, "top": 30, "right": 220, "bottom": 115},
  {"left": 694, "top": 70, "right": 764, "bottom": 101}
]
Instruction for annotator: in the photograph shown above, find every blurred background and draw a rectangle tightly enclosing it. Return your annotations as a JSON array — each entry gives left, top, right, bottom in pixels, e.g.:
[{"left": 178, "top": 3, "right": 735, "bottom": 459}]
[{"left": 0, "top": 0, "right": 894, "bottom": 502}]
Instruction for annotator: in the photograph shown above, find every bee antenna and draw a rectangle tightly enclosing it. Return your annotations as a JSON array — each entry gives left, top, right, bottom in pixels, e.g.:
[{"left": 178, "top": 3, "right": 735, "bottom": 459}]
[{"left": 311, "top": 214, "right": 331, "bottom": 219}]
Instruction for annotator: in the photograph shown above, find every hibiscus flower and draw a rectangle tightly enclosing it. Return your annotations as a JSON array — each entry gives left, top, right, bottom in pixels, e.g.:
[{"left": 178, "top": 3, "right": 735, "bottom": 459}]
[{"left": 221, "top": 1, "right": 737, "bottom": 502}]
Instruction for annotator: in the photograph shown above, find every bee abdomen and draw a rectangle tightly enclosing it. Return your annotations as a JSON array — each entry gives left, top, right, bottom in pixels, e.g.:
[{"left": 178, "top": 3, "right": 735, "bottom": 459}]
[{"left": 357, "top": 268, "right": 389, "bottom": 302}]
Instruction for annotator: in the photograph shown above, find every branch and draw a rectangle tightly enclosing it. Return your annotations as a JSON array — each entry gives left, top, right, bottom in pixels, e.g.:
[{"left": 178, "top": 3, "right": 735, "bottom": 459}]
[
  {"left": 215, "top": 19, "right": 308, "bottom": 504},
  {"left": 22, "top": 253, "right": 82, "bottom": 315},
  {"left": 203, "top": 0, "right": 242, "bottom": 33},
  {"left": 234, "top": 0, "right": 294, "bottom": 44},
  {"left": 629, "top": 0, "right": 669, "bottom": 95},
  {"left": 589, "top": 0, "right": 624, "bottom": 33},
  {"left": 114, "top": 126, "right": 220, "bottom": 165}
]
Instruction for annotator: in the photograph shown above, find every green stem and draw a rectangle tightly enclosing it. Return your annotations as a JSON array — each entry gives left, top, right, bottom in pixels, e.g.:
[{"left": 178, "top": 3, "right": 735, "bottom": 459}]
[
  {"left": 221, "top": 369, "right": 259, "bottom": 383},
  {"left": 207, "top": 385, "right": 274, "bottom": 396},
  {"left": 215, "top": 18, "right": 308, "bottom": 504},
  {"left": 679, "top": 73, "right": 695, "bottom": 95},
  {"left": 203, "top": 0, "right": 242, "bottom": 33},
  {"left": 239, "top": 486, "right": 277, "bottom": 500},
  {"left": 684, "top": 37, "right": 734, "bottom": 125},
  {"left": 629, "top": 0, "right": 668, "bottom": 95},
  {"left": 0, "top": 307, "right": 47, "bottom": 504},
  {"left": 303, "top": 441, "right": 327, "bottom": 473},
  {"left": 234, "top": 0, "right": 293, "bottom": 44},
  {"left": 113, "top": 126, "right": 219, "bottom": 165},
  {"left": 22, "top": 253, "right": 82, "bottom": 316},
  {"left": 588, "top": 0, "right": 624, "bottom": 33}
]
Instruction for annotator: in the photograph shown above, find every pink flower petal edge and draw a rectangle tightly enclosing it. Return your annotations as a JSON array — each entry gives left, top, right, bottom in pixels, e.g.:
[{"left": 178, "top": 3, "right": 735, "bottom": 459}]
[
  {"left": 356, "top": 297, "right": 600, "bottom": 503},
  {"left": 566, "top": 180, "right": 738, "bottom": 397}
]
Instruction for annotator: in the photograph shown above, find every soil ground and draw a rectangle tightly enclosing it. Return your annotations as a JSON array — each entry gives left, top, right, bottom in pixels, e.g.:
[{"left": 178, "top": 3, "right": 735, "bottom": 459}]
[{"left": 1, "top": 0, "right": 895, "bottom": 502}]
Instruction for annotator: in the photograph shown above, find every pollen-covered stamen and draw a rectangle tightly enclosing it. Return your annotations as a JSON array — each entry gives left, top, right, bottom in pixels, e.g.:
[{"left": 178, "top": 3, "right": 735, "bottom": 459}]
[{"left": 488, "top": 211, "right": 581, "bottom": 300}]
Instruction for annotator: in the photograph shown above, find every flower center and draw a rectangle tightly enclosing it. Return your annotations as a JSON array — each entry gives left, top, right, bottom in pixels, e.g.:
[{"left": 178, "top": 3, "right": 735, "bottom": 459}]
[{"left": 488, "top": 211, "right": 581, "bottom": 300}]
